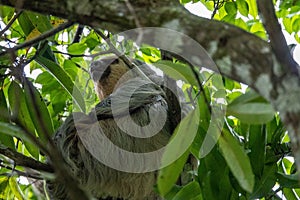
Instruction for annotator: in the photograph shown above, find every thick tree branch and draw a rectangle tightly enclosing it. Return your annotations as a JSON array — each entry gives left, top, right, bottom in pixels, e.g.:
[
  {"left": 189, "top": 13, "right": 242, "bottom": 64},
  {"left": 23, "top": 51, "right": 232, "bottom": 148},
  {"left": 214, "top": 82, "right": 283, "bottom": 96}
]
[
  {"left": 0, "top": 21, "right": 74, "bottom": 56},
  {"left": 257, "top": 0, "right": 299, "bottom": 75}
]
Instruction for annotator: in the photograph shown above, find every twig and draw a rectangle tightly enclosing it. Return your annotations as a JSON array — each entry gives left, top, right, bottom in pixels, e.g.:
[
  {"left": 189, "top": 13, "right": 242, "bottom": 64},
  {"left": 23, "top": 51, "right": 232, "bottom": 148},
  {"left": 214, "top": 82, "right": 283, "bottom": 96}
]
[
  {"left": 0, "top": 10, "right": 23, "bottom": 36},
  {"left": 211, "top": 0, "right": 220, "bottom": 19},
  {"left": 52, "top": 49, "right": 112, "bottom": 59},
  {"left": 0, "top": 163, "right": 45, "bottom": 180},
  {"left": 0, "top": 21, "right": 75, "bottom": 56},
  {"left": 93, "top": 29, "right": 133, "bottom": 67},
  {"left": 72, "top": 24, "right": 84, "bottom": 43},
  {"left": 257, "top": 0, "right": 299, "bottom": 75},
  {"left": 0, "top": 147, "right": 53, "bottom": 172},
  {"left": 124, "top": 0, "right": 143, "bottom": 45},
  {"left": 93, "top": 28, "right": 152, "bottom": 83}
]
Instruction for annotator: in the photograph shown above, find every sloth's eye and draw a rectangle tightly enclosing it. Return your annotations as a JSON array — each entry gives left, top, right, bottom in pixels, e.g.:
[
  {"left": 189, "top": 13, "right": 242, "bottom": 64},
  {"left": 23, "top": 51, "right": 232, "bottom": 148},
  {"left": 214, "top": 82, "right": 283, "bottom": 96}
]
[{"left": 111, "top": 59, "right": 119, "bottom": 65}]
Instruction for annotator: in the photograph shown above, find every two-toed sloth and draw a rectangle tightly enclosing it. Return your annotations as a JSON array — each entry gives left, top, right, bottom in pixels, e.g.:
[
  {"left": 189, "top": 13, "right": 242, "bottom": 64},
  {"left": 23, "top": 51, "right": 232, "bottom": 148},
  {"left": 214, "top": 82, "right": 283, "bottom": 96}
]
[{"left": 47, "top": 55, "right": 183, "bottom": 200}]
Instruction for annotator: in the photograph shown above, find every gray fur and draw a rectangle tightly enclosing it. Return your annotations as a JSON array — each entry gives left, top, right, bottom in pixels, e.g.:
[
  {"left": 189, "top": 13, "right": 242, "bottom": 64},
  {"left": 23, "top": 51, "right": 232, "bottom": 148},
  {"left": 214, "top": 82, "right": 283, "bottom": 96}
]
[{"left": 47, "top": 77, "right": 170, "bottom": 200}]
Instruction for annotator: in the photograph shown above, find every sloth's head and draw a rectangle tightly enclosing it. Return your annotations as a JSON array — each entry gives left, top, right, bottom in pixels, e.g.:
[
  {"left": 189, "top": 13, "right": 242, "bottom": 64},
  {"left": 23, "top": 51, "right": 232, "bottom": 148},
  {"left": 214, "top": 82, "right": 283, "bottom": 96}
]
[
  {"left": 90, "top": 55, "right": 163, "bottom": 101},
  {"left": 90, "top": 55, "right": 131, "bottom": 100}
]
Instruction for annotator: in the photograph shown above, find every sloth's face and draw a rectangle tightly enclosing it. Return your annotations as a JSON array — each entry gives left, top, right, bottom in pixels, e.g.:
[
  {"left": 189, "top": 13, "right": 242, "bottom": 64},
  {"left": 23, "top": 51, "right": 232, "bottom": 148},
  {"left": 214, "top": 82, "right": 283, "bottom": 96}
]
[{"left": 90, "top": 56, "right": 130, "bottom": 100}]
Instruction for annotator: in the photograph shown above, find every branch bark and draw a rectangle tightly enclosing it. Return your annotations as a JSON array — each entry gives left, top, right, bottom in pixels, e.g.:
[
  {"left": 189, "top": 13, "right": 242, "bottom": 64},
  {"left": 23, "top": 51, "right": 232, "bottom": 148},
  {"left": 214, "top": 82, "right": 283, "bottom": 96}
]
[{"left": 0, "top": 147, "right": 53, "bottom": 172}]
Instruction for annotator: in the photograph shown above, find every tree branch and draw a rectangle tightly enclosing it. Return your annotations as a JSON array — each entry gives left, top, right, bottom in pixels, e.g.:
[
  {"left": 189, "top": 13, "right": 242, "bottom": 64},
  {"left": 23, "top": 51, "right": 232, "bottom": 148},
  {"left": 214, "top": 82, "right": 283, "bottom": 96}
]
[
  {"left": 0, "top": 147, "right": 53, "bottom": 172},
  {"left": 0, "top": 10, "right": 23, "bottom": 36},
  {"left": 257, "top": 0, "right": 299, "bottom": 75},
  {"left": 0, "top": 21, "right": 74, "bottom": 56}
]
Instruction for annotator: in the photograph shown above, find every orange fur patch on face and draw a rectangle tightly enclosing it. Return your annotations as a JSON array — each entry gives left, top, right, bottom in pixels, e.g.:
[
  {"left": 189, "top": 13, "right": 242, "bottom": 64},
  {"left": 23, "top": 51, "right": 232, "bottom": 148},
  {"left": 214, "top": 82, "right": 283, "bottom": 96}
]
[{"left": 96, "top": 62, "right": 130, "bottom": 100}]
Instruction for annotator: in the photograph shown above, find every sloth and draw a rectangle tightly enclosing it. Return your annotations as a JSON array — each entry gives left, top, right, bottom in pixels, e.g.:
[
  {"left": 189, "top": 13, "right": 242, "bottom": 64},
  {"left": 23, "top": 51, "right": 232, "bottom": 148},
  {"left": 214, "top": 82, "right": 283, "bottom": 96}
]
[{"left": 46, "top": 55, "right": 184, "bottom": 200}]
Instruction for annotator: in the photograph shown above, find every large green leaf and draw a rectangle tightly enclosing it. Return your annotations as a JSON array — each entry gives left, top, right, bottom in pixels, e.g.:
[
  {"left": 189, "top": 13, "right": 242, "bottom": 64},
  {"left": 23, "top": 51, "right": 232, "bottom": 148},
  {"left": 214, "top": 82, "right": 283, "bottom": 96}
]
[
  {"left": 24, "top": 78, "right": 54, "bottom": 144},
  {"left": 283, "top": 188, "right": 299, "bottom": 200},
  {"left": 0, "top": 86, "right": 15, "bottom": 149},
  {"left": 227, "top": 91, "right": 274, "bottom": 124},
  {"left": 0, "top": 177, "right": 10, "bottom": 199},
  {"left": 18, "top": 11, "right": 52, "bottom": 36},
  {"left": 246, "top": 0, "right": 258, "bottom": 19},
  {"left": 277, "top": 172, "right": 300, "bottom": 188},
  {"left": 153, "top": 60, "right": 199, "bottom": 86},
  {"left": 248, "top": 125, "right": 266, "bottom": 177},
  {"left": 35, "top": 55, "right": 86, "bottom": 112},
  {"left": 158, "top": 151, "right": 190, "bottom": 196},
  {"left": 225, "top": 2, "right": 237, "bottom": 17},
  {"left": 219, "top": 129, "right": 255, "bottom": 193},
  {"left": 227, "top": 102, "right": 275, "bottom": 124},
  {"left": 173, "top": 181, "right": 202, "bottom": 200},
  {"left": 250, "top": 164, "right": 277, "bottom": 198},
  {"left": 158, "top": 110, "right": 198, "bottom": 196},
  {"left": 0, "top": 122, "right": 34, "bottom": 144},
  {"left": 236, "top": 0, "right": 249, "bottom": 17},
  {"left": 8, "top": 81, "right": 39, "bottom": 158},
  {"left": 9, "top": 177, "right": 25, "bottom": 200}
]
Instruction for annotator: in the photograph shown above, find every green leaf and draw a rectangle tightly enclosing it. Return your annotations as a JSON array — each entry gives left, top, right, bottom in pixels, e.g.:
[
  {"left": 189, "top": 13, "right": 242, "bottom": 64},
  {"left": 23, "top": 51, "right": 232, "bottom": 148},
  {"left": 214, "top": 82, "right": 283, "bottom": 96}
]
[
  {"left": 9, "top": 177, "right": 25, "bottom": 200},
  {"left": 235, "top": 18, "right": 249, "bottom": 31},
  {"left": 248, "top": 125, "right": 266, "bottom": 177},
  {"left": 35, "top": 55, "right": 86, "bottom": 112},
  {"left": 228, "top": 89, "right": 261, "bottom": 106},
  {"left": 219, "top": 129, "right": 255, "bottom": 193},
  {"left": 24, "top": 78, "right": 54, "bottom": 144},
  {"left": 283, "top": 188, "right": 299, "bottom": 200},
  {"left": 163, "top": 185, "right": 182, "bottom": 200},
  {"left": 0, "top": 6, "right": 15, "bottom": 22},
  {"left": 8, "top": 81, "right": 39, "bottom": 158},
  {"left": 246, "top": 0, "right": 258, "bottom": 19},
  {"left": 26, "top": 12, "right": 52, "bottom": 33},
  {"left": 0, "top": 87, "right": 15, "bottom": 149},
  {"left": 17, "top": 12, "right": 35, "bottom": 35},
  {"left": 17, "top": 11, "right": 52, "bottom": 41},
  {"left": 67, "top": 43, "right": 87, "bottom": 54},
  {"left": 0, "top": 177, "right": 10, "bottom": 199},
  {"left": 250, "top": 164, "right": 277, "bottom": 198},
  {"left": 227, "top": 102, "right": 275, "bottom": 124},
  {"left": 153, "top": 60, "right": 199, "bottom": 86},
  {"left": 277, "top": 172, "right": 300, "bottom": 188},
  {"left": 158, "top": 151, "right": 190, "bottom": 196},
  {"left": 250, "top": 22, "right": 265, "bottom": 33},
  {"left": 283, "top": 17, "right": 293, "bottom": 34},
  {"left": 292, "top": 16, "right": 300, "bottom": 32},
  {"left": 158, "top": 110, "right": 198, "bottom": 196},
  {"left": 237, "top": 0, "right": 249, "bottom": 17},
  {"left": 173, "top": 181, "right": 202, "bottom": 200},
  {"left": 0, "top": 122, "right": 34, "bottom": 145},
  {"left": 225, "top": 2, "right": 237, "bottom": 16}
]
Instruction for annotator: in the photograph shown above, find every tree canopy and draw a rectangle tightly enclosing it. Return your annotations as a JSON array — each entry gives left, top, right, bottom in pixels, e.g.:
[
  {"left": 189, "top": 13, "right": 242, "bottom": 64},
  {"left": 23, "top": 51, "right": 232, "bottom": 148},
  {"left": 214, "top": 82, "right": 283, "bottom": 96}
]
[{"left": 0, "top": 0, "right": 300, "bottom": 199}]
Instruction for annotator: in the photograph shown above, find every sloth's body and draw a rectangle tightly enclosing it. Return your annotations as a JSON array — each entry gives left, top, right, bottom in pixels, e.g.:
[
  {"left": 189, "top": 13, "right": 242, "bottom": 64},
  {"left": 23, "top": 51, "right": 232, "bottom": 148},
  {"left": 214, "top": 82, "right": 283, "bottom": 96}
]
[{"left": 47, "top": 56, "right": 172, "bottom": 200}]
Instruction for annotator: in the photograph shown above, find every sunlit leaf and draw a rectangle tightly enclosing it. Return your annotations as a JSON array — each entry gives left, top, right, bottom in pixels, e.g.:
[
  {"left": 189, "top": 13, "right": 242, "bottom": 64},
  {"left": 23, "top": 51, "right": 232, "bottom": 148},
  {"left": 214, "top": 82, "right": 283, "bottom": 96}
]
[
  {"left": 0, "top": 177, "right": 10, "bottom": 198},
  {"left": 237, "top": 0, "right": 249, "bottom": 17},
  {"left": 35, "top": 55, "right": 86, "bottom": 112},
  {"left": 173, "top": 181, "right": 202, "bottom": 200},
  {"left": 153, "top": 60, "right": 199, "bottom": 86},
  {"left": 9, "top": 177, "right": 25, "bottom": 200}
]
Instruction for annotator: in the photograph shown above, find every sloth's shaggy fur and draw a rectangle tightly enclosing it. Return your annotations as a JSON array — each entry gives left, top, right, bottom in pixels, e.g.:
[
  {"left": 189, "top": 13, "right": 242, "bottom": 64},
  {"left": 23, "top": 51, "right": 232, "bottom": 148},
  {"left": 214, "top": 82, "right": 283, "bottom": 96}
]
[{"left": 47, "top": 57, "right": 173, "bottom": 200}]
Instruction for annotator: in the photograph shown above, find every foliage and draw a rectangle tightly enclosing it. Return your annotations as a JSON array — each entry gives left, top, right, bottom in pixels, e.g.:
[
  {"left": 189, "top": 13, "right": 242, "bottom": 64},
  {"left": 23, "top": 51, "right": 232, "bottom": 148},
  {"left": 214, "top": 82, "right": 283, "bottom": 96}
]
[{"left": 0, "top": 0, "right": 299, "bottom": 199}]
